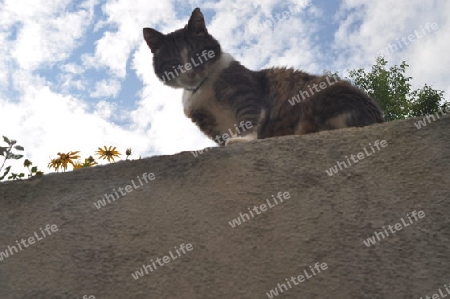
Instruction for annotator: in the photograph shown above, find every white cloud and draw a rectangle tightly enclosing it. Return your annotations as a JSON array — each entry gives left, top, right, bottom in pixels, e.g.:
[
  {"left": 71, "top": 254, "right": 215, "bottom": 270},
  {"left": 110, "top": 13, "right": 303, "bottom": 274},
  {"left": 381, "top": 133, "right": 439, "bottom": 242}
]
[
  {"left": 334, "top": 0, "right": 450, "bottom": 95},
  {"left": 0, "top": 0, "right": 71, "bottom": 26},
  {"left": 60, "top": 63, "right": 86, "bottom": 75},
  {"left": 82, "top": 0, "right": 178, "bottom": 78},
  {"left": 94, "top": 100, "right": 118, "bottom": 120},
  {"left": 91, "top": 79, "right": 122, "bottom": 98},
  {"left": 3, "top": 0, "right": 96, "bottom": 71}
]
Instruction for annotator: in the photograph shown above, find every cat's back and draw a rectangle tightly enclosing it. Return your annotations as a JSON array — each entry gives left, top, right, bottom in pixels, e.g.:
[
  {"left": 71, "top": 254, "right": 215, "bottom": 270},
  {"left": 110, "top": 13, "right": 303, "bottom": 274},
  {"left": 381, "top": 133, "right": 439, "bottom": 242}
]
[{"left": 260, "top": 67, "right": 317, "bottom": 102}]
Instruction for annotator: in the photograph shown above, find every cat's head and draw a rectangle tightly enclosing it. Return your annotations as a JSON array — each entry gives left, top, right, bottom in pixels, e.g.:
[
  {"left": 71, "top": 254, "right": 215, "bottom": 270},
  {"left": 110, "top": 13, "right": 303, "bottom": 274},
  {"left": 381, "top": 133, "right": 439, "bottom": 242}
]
[{"left": 143, "top": 8, "right": 221, "bottom": 91}]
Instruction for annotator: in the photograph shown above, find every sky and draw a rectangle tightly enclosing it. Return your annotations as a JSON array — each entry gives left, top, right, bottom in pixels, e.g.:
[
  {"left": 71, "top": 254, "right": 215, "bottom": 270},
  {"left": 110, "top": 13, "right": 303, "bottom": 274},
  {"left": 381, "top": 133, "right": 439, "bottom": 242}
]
[{"left": 0, "top": 0, "right": 448, "bottom": 175}]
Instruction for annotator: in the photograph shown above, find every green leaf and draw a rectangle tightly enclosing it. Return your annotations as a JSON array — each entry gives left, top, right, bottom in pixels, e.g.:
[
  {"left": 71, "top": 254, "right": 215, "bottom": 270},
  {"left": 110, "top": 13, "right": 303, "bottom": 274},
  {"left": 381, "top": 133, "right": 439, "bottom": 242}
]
[
  {"left": 12, "top": 154, "right": 24, "bottom": 160},
  {"left": 31, "top": 166, "right": 38, "bottom": 173},
  {"left": 0, "top": 166, "right": 11, "bottom": 180},
  {"left": 3, "top": 136, "right": 10, "bottom": 145},
  {"left": 14, "top": 145, "right": 24, "bottom": 151},
  {"left": 8, "top": 173, "right": 21, "bottom": 180},
  {"left": 347, "top": 56, "right": 449, "bottom": 121}
]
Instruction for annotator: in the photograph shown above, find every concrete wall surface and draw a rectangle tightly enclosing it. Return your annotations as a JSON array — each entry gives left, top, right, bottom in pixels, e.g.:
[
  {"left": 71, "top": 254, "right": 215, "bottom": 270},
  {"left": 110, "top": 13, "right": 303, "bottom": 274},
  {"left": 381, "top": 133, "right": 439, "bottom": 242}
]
[{"left": 0, "top": 115, "right": 449, "bottom": 299}]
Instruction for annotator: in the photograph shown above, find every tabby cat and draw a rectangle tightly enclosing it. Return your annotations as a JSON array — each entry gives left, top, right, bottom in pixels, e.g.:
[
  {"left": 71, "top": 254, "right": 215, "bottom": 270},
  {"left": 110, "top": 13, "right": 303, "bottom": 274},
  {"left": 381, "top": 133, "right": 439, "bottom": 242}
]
[{"left": 143, "top": 8, "right": 383, "bottom": 146}]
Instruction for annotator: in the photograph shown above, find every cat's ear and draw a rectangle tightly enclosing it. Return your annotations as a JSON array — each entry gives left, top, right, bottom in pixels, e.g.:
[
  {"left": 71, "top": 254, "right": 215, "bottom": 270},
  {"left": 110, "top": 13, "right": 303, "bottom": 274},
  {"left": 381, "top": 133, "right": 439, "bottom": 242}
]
[
  {"left": 187, "top": 8, "right": 207, "bottom": 36},
  {"left": 143, "top": 28, "right": 165, "bottom": 53}
]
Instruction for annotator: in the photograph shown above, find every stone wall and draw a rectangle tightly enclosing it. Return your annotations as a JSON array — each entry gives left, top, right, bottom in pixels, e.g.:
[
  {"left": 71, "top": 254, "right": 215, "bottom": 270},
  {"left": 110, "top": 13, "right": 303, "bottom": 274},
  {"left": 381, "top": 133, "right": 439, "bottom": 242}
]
[{"left": 0, "top": 114, "right": 449, "bottom": 299}]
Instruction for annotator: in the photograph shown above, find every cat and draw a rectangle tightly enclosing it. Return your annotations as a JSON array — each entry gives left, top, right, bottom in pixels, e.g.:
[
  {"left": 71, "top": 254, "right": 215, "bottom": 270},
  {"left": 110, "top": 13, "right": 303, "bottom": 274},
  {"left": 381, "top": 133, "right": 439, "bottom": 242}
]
[{"left": 143, "top": 8, "right": 384, "bottom": 146}]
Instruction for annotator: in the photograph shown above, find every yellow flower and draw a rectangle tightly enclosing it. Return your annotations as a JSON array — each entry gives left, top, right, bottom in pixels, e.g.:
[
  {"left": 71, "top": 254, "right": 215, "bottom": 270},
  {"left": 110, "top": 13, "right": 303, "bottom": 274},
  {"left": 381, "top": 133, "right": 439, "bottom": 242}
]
[
  {"left": 95, "top": 146, "right": 121, "bottom": 162},
  {"left": 73, "top": 156, "right": 98, "bottom": 170},
  {"left": 72, "top": 161, "right": 84, "bottom": 170},
  {"left": 48, "top": 158, "right": 62, "bottom": 171},
  {"left": 57, "top": 151, "right": 80, "bottom": 171},
  {"left": 48, "top": 151, "right": 80, "bottom": 172}
]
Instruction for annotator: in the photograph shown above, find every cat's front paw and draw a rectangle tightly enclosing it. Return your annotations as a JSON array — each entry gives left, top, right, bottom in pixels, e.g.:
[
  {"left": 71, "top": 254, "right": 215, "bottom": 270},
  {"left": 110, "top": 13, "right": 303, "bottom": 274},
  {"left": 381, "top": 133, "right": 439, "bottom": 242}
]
[
  {"left": 225, "top": 137, "right": 247, "bottom": 146},
  {"left": 225, "top": 133, "right": 257, "bottom": 146}
]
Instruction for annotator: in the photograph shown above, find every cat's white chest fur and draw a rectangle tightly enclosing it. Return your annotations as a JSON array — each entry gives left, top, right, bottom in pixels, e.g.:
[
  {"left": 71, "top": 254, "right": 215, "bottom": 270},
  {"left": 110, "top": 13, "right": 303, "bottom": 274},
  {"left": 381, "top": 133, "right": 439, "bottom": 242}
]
[{"left": 182, "top": 53, "right": 237, "bottom": 134}]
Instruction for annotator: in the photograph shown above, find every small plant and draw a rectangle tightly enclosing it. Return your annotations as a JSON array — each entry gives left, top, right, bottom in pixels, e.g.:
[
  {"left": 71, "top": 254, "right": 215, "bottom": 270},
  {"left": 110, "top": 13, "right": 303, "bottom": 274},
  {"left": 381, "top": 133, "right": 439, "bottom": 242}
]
[
  {"left": 125, "top": 148, "right": 132, "bottom": 160},
  {"left": 0, "top": 136, "right": 42, "bottom": 181},
  {"left": 0, "top": 136, "right": 24, "bottom": 181},
  {"left": 23, "top": 159, "right": 44, "bottom": 178}
]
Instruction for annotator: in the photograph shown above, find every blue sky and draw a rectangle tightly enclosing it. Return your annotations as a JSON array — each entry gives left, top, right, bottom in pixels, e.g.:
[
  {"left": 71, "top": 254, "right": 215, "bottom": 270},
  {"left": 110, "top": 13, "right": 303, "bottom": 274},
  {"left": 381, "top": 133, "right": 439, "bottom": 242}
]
[{"left": 0, "top": 0, "right": 448, "bottom": 173}]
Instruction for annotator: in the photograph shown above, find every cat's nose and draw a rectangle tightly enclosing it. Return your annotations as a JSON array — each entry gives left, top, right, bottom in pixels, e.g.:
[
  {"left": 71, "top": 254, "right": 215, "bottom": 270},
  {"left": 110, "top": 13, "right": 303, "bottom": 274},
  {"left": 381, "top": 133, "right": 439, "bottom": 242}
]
[{"left": 187, "top": 72, "right": 196, "bottom": 79}]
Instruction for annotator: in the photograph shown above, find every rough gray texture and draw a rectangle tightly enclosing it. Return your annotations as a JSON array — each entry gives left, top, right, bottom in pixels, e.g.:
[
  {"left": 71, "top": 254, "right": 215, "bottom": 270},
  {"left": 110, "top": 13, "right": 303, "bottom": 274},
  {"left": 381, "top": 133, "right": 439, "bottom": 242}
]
[{"left": 0, "top": 115, "right": 449, "bottom": 299}]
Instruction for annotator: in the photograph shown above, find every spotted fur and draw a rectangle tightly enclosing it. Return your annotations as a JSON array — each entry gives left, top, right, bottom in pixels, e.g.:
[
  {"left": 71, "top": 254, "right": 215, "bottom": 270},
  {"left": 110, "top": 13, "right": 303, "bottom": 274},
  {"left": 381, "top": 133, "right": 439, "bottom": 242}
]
[{"left": 143, "top": 8, "right": 383, "bottom": 145}]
